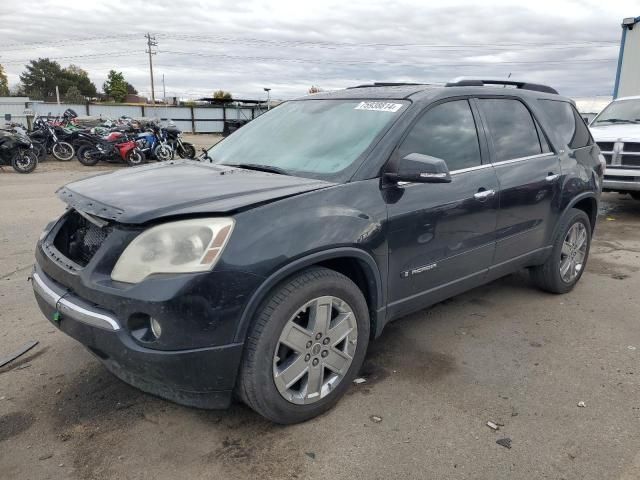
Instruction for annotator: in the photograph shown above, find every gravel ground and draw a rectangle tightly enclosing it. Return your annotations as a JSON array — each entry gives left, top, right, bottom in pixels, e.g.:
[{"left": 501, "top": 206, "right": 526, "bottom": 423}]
[{"left": 0, "top": 159, "right": 639, "bottom": 480}]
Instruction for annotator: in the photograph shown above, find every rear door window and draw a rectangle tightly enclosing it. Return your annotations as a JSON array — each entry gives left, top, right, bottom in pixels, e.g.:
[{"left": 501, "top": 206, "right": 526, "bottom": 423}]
[
  {"left": 478, "top": 99, "right": 543, "bottom": 162},
  {"left": 539, "top": 100, "right": 592, "bottom": 149},
  {"left": 397, "top": 99, "right": 482, "bottom": 171}
]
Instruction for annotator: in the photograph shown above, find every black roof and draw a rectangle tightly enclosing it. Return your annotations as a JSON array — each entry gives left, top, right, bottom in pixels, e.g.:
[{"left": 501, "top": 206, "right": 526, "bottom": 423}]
[{"left": 297, "top": 80, "right": 563, "bottom": 102}]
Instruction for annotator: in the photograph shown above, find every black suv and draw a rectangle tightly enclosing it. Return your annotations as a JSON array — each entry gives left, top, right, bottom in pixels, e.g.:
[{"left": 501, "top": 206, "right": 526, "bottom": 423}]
[{"left": 32, "top": 79, "right": 603, "bottom": 424}]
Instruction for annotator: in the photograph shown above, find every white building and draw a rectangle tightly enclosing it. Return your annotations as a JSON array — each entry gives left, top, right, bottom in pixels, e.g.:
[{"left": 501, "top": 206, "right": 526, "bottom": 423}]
[{"left": 614, "top": 16, "right": 640, "bottom": 98}]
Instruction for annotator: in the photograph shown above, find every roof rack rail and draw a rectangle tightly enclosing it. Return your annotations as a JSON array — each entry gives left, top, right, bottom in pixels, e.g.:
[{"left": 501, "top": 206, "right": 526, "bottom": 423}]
[
  {"left": 347, "top": 82, "right": 425, "bottom": 89},
  {"left": 445, "top": 78, "right": 558, "bottom": 95}
]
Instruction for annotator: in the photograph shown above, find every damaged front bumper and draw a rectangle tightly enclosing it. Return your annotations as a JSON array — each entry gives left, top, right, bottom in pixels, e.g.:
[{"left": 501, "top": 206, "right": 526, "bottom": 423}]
[{"left": 32, "top": 264, "right": 244, "bottom": 409}]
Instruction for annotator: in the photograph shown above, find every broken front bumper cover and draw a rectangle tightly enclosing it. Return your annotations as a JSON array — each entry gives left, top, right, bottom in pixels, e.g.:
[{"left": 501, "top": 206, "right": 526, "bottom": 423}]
[
  {"left": 32, "top": 270, "right": 120, "bottom": 330},
  {"left": 31, "top": 264, "right": 244, "bottom": 409}
]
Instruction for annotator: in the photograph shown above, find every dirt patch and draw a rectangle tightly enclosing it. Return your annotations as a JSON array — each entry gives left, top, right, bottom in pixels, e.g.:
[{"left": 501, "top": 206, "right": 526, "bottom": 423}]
[
  {"left": 0, "top": 346, "right": 48, "bottom": 374},
  {"left": 38, "top": 364, "right": 304, "bottom": 480},
  {"left": 196, "top": 406, "right": 305, "bottom": 479},
  {"left": 361, "top": 321, "right": 456, "bottom": 386},
  {"left": 0, "top": 411, "right": 35, "bottom": 442},
  {"left": 40, "top": 365, "right": 159, "bottom": 479},
  {"left": 587, "top": 256, "right": 639, "bottom": 279}
]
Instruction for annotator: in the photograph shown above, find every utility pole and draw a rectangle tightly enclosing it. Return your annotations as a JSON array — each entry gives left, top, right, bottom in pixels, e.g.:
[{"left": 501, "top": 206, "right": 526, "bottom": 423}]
[
  {"left": 162, "top": 74, "right": 166, "bottom": 104},
  {"left": 145, "top": 33, "right": 158, "bottom": 104},
  {"left": 264, "top": 87, "right": 271, "bottom": 110}
]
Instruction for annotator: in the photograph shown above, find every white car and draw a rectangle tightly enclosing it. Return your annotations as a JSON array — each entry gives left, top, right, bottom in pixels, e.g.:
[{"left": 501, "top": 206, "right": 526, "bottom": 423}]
[{"left": 590, "top": 96, "right": 640, "bottom": 200}]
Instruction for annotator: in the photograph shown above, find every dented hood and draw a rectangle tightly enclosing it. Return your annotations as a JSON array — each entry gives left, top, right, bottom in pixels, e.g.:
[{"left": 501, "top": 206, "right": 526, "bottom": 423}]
[{"left": 57, "top": 160, "right": 334, "bottom": 224}]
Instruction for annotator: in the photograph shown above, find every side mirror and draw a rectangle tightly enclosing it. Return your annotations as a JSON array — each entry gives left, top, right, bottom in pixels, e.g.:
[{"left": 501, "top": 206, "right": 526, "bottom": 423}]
[{"left": 385, "top": 153, "right": 452, "bottom": 183}]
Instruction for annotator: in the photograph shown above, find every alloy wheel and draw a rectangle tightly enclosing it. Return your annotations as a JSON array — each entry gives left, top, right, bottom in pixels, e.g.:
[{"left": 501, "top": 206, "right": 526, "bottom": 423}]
[
  {"left": 559, "top": 222, "right": 588, "bottom": 283},
  {"left": 273, "top": 296, "right": 358, "bottom": 405}
]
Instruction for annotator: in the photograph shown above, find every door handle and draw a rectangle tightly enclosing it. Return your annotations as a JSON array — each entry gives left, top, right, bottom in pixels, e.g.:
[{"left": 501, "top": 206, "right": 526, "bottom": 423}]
[
  {"left": 545, "top": 173, "right": 560, "bottom": 182},
  {"left": 474, "top": 189, "right": 496, "bottom": 200}
]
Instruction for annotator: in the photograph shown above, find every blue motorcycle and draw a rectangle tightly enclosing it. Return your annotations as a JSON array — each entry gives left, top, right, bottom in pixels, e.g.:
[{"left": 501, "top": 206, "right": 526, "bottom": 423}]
[{"left": 135, "top": 124, "right": 172, "bottom": 161}]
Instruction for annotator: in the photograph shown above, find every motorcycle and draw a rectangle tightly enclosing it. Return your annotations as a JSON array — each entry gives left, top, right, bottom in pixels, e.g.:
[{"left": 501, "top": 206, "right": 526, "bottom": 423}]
[
  {"left": 5, "top": 122, "right": 46, "bottom": 160},
  {"left": 163, "top": 124, "right": 196, "bottom": 159},
  {"left": 76, "top": 131, "right": 145, "bottom": 167},
  {"left": 29, "top": 116, "right": 75, "bottom": 161},
  {"left": 136, "top": 124, "right": 172, "bottom": 161},
  {"left": 0, "top": 130, "right": 38, "bottom": 173}
]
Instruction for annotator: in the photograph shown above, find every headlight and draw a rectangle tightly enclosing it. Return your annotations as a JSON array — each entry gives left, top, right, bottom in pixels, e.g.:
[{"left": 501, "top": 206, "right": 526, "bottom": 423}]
[{"left": 111, "top": 218, "right": 234, "bottom": 283}]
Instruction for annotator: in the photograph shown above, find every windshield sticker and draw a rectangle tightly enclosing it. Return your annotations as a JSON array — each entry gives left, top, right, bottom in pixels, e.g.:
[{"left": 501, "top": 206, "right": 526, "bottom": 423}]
[{"left": 355, "top": 102, "right": 403, "bottom": 113}]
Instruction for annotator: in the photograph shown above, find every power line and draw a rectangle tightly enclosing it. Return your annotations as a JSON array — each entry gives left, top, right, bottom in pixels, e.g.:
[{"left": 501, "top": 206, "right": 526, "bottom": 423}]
[
  {"left": 0, "top": 48, "right": 617, "bottom": 70},
  {"left": 0, "top": 32, "right": 620, "bottom": 52},
  {"left": 158, "top": 32, "right": 619, "bottom": 49},
  {"left": 0, "top": 51, "right": 145, "bottom": 65},
  {"left": 0, "top": 34, "right": 141, "bottom": 51},
  {"left": 159, "top": 49, "right": 618, "bottom": 68}
]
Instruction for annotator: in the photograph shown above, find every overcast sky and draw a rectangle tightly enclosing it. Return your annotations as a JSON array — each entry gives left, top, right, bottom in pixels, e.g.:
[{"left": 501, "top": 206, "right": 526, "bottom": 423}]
[{"left": 0, "top": 0, "right": 637, "bottom": 100}]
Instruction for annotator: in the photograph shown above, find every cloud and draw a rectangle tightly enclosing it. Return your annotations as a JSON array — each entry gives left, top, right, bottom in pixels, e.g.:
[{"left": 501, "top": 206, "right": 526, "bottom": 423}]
[{"left": 0, "top": 0, "right": 634, "bottom": 100}]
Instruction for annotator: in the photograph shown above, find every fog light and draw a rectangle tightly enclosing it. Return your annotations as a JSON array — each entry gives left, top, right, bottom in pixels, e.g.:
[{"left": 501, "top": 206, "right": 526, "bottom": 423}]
[{"left": 150, "top": 317, "right": 162, "bottom": 339}]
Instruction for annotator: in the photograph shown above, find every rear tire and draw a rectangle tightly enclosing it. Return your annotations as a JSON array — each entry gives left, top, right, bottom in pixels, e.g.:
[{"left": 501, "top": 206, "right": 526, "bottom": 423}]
[
  {"left": 76, "top": 145, "right": 100, "bottom": 166},
  {"left": 530, "top": 208, "right": 591, "bottom": 294},
  {"left": 237, "top": 267, "right": 369, "bottom": 424},
  {"left": 52, "top": 141, "right": 74, "bottom": 161}
]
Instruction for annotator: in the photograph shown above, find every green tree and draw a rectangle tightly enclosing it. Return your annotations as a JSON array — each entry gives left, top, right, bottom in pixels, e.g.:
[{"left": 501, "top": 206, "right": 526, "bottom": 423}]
[
  {"left": 126, "top": 82, "right": 138, "bottom": 95},
  {"left": 213, "top": 89, "right": 232, "bottom": 101},
  {"left": 102, "top": 70, "right": 128, "bottom": 102},
  {"left": 19, "top": 58, "right": 97, "bottom": 100},
  {"left": 63, "top": 64, "right": 97, "bottom": 97},
  {"left": 0, "top": 64, "right": 8, "bottom": 96},
  {"left": 19, "top": 58, "right": 65, "bottom": 99},
  {"left": 64, "top": 85, "right": 84, "bottom": 103}
]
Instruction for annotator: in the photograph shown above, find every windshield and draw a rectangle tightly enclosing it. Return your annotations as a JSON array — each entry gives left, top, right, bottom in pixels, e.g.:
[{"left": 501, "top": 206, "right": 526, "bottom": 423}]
[
  {"left": 207, "top": 99, "right": 407, "bottom": 180},
  {"left": 592, "top": 99, "right": 640, "bottom": 126}
]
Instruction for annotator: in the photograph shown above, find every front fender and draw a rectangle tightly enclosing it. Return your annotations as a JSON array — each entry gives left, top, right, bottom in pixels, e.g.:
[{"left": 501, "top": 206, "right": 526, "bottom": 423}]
[{"left": 232, "top": 247, "right": 385, "bottom": 343}]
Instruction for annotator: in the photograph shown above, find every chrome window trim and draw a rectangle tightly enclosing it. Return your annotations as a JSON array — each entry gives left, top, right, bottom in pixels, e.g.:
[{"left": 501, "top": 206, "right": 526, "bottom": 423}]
[
  {"left": 394, "top": 153, "right": 555, "bottom": 187},
  {"left": 450, "top": 163, "right": 493, "bottom": 175},
  {"left": 491, "top": 153, "right": 555, "bottom": 167}
]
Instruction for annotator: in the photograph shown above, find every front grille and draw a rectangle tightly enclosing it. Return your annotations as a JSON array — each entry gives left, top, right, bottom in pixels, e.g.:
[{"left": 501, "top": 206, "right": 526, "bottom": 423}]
[
  {"left": 620, "top": 154, "right": 640, "bottom": 167},
  {"left": 623, "top": 142, "right": 640, "bottom": 153},
  {"left": 53, "top": 210, "right": 111, "bottom": 267},
  {"left": 603, "top": 153, "right": 613, "bottom": 165},
  {"left": 597, "top": 142, "right": 614, "bottom": 152},
  {"left": 605, "top": 175, "right": 640, "bottom": 182}
]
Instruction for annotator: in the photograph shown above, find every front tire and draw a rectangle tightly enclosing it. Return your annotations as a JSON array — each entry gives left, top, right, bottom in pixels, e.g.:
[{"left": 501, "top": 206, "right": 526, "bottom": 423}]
[
  {"left": 530, "top": 208, "right": 591, "bottom": 294},
  {"left": 125, "top": 149, "right": 145, "bottom": 166},
  {"left": 11, "top": 150, "right": 38, "bottom": 173},
  {"left": 52, "top": 141, "right": 74, "bottom": 161},
  {"left": 237, "top": 267, "right": 369, "bottom": 424},
  {"left": 154, "top": 144, "right": 172, "bottom": 161},
  {"left": 178, "top": 143, "right": 196, "bottom": 159}
]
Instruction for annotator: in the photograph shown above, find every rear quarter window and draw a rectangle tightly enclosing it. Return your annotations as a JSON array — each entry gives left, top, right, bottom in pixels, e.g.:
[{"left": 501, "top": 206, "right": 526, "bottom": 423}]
[
  {"left": 539, "top": 100, "right": 592, "bottom": 149},
  {"left": 478, "top": 98, "right": 543, "bottom": 162}
]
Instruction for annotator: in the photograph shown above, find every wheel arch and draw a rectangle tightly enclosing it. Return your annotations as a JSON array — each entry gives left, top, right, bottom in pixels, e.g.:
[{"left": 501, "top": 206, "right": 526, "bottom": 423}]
[
  {"left": 565, "top": 193, "right": 598, "bottom": 233},
  {"left": 234, "top": 247, "right": 385, "bottom": 343}
]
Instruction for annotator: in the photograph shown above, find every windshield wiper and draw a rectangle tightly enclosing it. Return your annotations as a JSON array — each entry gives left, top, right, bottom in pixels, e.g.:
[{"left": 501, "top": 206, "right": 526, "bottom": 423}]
[
  {"left": 223, "top": 163, "right": 289, "bottom": 175},
  {"left": 597, "top": 118, "right": 639, "bottom": 124}
]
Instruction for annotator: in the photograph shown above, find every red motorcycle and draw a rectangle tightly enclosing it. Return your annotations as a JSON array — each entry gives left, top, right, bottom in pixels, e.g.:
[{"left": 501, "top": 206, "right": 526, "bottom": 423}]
[{"left": 76, "top": 131, "right": 145, "bottom": 166}]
